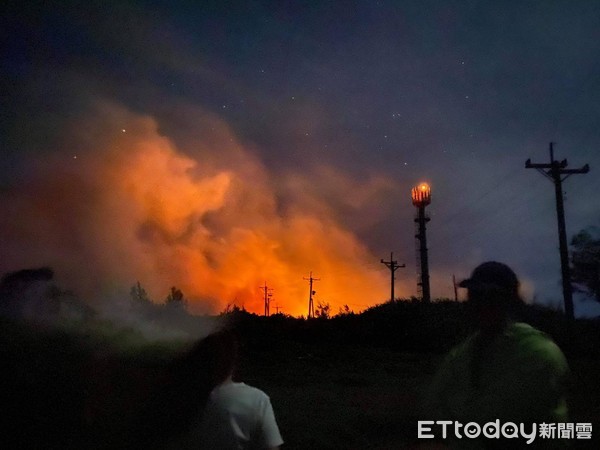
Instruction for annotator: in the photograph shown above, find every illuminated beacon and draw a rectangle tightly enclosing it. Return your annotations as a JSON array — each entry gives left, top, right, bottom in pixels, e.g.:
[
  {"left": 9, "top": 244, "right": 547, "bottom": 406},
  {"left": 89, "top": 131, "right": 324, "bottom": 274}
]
[{"left": 412, "top": 183, "right": 431, "bottom": 302}]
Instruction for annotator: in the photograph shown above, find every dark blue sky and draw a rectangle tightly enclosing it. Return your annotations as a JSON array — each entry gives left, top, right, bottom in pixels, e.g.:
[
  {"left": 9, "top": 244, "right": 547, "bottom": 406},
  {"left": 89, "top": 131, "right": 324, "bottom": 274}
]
[{"left": 2, "top": 0, "right": 599, "bottom": 315}]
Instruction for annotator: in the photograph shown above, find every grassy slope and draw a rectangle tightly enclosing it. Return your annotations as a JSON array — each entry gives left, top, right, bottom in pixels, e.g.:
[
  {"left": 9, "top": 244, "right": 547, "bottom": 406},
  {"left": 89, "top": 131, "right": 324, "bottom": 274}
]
[
  {"left": 1, "top": 301, "right": 599, "bottom": 449},
  {"left": 243, "top": 345, "right": 600, "bottom": 449}
]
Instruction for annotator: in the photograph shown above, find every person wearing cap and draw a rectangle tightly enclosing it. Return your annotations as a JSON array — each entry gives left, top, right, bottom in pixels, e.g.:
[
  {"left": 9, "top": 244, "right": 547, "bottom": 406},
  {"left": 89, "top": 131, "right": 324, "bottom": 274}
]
[{"left": 423, "top": 262, "right": 569, "bottom": 447}]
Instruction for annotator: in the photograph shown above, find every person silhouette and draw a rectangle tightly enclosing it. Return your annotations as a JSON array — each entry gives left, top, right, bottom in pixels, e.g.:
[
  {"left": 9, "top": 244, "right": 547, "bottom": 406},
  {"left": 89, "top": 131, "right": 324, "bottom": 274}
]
[
  {"left": 424, "top": 262, "right": 569, "bottom": 447},
  {"left": 188, "top": 329, "right": 284, "bottom": 450}
]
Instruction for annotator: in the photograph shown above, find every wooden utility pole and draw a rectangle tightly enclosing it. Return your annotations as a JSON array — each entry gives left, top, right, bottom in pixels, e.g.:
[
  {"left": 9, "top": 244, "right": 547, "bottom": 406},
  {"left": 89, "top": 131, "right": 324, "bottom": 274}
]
[
  {"left": 303, "top": 271, "right": 320, "bottom": 318},
  {"left": 381, "top": 252, "right": 405, "bottom": 302},
  {"left": 525, "top": 142, "right": 590, "bottom": 319},
  {"left": 452, "top": 275, "right": 458, "bottom": 301},
  {"left": 260, "top": 282, "right": 273, "bottom": 316}
]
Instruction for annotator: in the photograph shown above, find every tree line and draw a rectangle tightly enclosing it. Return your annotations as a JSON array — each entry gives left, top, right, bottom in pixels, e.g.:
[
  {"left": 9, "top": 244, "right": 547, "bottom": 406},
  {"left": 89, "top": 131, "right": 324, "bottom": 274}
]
[
  {"left": 570, "top": 226, "right": 600, "bottom": 301},
  {"left": 130, "top": 281, "right": 188, "bottom": 311},
  {"left": 0, "top": 225, "right": 598, "bottom": 324}
]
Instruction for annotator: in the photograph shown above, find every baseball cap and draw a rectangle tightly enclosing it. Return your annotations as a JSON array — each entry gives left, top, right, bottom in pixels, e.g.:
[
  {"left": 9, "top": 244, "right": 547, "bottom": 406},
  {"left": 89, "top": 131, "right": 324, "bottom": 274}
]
[{"left": 458, "top": 261, "right": 519, "bottom": 291}]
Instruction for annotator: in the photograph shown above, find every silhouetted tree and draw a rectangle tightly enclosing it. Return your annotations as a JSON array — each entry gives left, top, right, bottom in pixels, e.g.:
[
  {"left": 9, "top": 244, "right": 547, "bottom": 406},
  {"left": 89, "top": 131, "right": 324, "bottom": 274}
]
[
  {"left": 315, "top": 301, "right": 331, "bottom": 319},
  {"left": 130, "top": 281, "right": 151, "bottom": 305},
  {"left": 571, "top": 227, "right": 600, "bottom": 302},
  {"left": 0, "top": 267, "right": 57, "bottom": 318},
  {"left": 165, "top": 286, "right": 188, "bottom": 311},
  {"left": 48, "top": 285, "right": 95, "bottom": 320},
  {"left": 220, "top": 303, "right": 245, "bottom": 315},
  {"left": 336, "top": 304, "right": 354, "bottom": 316}
]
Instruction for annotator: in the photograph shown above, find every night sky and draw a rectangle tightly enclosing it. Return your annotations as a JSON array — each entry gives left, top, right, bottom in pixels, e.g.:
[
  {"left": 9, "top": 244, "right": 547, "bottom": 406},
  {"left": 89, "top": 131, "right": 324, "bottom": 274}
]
[{"left": 2, "top": 0, "right": 600, "bottom": 317}]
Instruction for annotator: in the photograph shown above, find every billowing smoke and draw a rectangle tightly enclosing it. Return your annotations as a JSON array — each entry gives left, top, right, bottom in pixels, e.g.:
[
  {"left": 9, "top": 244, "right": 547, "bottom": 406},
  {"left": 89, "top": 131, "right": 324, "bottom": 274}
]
[{"left": 0, "top": 100, "right": 402, "bottom": 316}]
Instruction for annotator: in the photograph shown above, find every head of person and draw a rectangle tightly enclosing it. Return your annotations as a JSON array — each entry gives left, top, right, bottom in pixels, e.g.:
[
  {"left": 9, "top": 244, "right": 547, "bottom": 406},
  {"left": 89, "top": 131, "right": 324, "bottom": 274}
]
[
  {"left": 459, "top": 261, "right": 524, "bottom": 331},
  {"left": 134, "top": 329, "right": 240, "bottom": 444},
  {"left": 199, "top": 328, "right": 239, "bottom": 386}
]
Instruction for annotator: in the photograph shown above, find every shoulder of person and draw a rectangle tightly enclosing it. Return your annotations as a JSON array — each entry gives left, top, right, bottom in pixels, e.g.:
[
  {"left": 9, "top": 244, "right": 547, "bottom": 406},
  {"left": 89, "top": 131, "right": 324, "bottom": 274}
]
[
  {"left": 236, "top": 383, "right": 271, "bottom": 403},
  {"left": 509, "top": 322, "right": 569, "bottom": 373}
]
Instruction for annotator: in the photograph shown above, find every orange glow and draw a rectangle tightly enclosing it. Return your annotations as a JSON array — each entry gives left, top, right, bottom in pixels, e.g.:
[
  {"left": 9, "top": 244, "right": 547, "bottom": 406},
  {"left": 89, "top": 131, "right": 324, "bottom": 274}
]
[
  {"left": 411, "top": 182, "right": 431, "bottom": 207},
  {"left": 2, "top": 103, "right": 401, "bottom": 317}
]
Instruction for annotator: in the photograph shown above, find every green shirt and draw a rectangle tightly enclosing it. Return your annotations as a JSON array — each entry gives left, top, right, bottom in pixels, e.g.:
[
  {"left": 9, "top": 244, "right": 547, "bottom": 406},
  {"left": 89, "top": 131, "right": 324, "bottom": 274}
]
[{"left": 425, "top": 322, "right": 569, "bottom": 446}]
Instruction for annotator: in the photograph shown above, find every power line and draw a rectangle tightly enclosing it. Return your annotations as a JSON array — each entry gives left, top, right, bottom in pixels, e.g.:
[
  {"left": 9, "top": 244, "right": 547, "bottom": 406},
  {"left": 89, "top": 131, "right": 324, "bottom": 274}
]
[
  {"left": 451, "top": 199, "right": 548, "bottom": 259},
  {"left": 429, "top": 180, "right": 550, "bottom": 249},
  {"left": 435, "top": 167, "right": 524, "bottom": 227},
  {"left": 429, "top": 176, "right": 548, "bottom": 248}
]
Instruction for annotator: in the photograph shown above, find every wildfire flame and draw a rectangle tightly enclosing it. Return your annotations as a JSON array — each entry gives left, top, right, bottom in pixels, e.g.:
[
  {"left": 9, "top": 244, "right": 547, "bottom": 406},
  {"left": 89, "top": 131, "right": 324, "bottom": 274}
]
[{"left": 0, "top": 102, "right": 402, "bottom": 316}]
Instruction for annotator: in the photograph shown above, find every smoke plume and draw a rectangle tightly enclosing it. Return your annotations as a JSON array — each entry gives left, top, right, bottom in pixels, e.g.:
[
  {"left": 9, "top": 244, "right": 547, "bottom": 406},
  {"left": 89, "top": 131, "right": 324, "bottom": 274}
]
[{"left": 0, "top": 100, "right": 400, "bottom": 316}]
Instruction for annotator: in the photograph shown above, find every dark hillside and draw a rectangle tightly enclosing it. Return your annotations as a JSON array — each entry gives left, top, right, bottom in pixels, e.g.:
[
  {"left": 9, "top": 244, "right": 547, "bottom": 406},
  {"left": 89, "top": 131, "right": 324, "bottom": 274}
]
[{"left": 1, "top": 300, "right": 599, "bottom": 448}]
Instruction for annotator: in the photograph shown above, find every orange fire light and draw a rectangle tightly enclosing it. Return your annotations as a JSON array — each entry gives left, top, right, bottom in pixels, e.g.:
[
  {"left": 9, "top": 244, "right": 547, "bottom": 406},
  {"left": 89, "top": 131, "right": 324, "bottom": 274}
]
[{"left": 412, "top": 182, "right": 431, "bottom": 207}]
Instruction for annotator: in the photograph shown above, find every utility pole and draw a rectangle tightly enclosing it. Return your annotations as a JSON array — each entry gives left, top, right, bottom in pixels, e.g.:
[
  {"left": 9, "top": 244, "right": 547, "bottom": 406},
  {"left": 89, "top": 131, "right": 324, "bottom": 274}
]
[
  {"left": 274, "top": 304, "right": 281, "bottom": 314},
  {"left": 303, "top": 271, "right": 320, "bottom": 318},
  {"left": 260, "top": 282, "right": 273, "bottom": 317},
  {"left": 525, "top": 142, "right": 590, "bottom": 319},
  {"left": 381, "top": 252, "right": 405, "bottom": 302},
  {"left": 452, "top": 275, "right": 458, "bottom": 302}
]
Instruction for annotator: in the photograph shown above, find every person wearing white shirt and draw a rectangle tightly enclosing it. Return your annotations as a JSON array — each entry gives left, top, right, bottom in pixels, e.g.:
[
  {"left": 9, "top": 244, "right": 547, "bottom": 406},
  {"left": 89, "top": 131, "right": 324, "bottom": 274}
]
[
  {"left": 189, "top": 330, "right": 284, "bottom": 449},
  {"left": 198, "top": 378, "right": 283, "bottom": 449}
]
